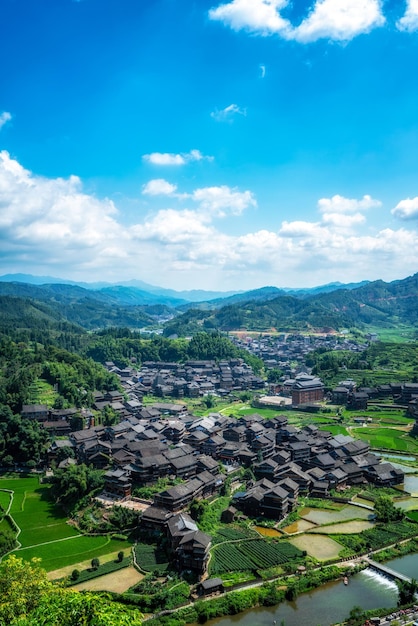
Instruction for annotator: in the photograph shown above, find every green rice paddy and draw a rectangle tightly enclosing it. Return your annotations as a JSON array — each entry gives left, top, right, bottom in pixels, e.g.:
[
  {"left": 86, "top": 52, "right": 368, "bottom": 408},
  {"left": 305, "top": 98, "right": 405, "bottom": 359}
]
[
  {"left": 353, "top": 427, "right": 418, "bottom": 453},
  {"left": 300, "top": 504, "right": 371, "bottom": 525},
  {"left": 18, "top": 535, "right": 130, "bottom": 571},
  {"left": 0, "top": 476, "right": 132, "bottom": 571}
]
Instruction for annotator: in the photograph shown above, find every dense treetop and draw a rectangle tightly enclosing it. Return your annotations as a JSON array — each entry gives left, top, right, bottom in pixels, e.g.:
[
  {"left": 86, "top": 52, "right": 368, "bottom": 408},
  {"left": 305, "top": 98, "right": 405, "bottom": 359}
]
[{"left": 0, "top": 556, "right": 143, "bottom": 626}]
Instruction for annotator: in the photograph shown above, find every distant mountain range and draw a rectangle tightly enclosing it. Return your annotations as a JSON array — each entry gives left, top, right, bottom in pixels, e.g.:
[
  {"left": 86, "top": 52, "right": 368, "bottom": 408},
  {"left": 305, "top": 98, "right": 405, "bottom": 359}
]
[
  {"left": 0, "top": 273, "right": 369, "bottom": 305},
  {"left": 0, "top": 273, "right": 238, "bottom": 304},
  {"left": 0, "top": 272, "right": 416, "bottom": 334}
]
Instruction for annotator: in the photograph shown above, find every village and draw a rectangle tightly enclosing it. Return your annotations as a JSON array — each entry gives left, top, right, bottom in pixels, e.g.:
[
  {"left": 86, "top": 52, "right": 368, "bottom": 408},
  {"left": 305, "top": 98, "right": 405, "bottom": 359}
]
[{"left": 18, "top": 350, "right": 418, "bottom": 582}]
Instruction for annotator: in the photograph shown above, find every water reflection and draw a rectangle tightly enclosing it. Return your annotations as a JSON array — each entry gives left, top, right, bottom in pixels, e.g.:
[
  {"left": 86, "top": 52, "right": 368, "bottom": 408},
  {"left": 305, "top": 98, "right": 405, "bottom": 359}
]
[{"left": 401, "top": 475, "right": 418, "bottom": 496}]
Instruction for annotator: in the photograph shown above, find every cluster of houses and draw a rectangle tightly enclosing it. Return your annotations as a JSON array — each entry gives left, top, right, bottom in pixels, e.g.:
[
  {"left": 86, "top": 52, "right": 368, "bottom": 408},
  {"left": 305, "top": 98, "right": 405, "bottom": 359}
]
[
  {"left": 231, "top": 333, "right": 368, "bottom": 375},
  {"left": 331, "top": 379, "right": 418, "bottom": 412},
  {"left": 103, "top": 358, "right": 266, "bottom": 402},
  {"left": 20, "top": 353, "right": 417, "bottom": 578},
  {"left": 43, "top": 403, "right": 405, "bottom": 574}
]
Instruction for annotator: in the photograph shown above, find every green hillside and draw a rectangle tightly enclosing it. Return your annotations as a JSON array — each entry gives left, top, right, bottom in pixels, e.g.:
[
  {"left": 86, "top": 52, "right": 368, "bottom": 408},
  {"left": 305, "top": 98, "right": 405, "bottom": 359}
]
[{"left": 163, "top": 273, "right": 418, "bottom": 336}]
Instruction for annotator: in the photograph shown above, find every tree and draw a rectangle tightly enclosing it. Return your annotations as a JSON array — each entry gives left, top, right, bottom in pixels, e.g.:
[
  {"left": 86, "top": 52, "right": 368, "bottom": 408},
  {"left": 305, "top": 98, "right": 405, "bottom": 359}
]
[
  {"left": 267, "top": 368, "right": 283, "bottom": 383},
  {"left": 397, "top": 578, "right": 417, "bottom": 606},
  {"left": 347, "top": 605, "right": 364, "bottom": 624},
  {"left": 284, "top": 582, "right": 298, "bottom": 601},
  {"left": 117, "top": 551, "right": 124, "bottom": 563},
  {"left": 101, "top": 404, "right": 119, "bottom": 426},
  {"left": 0, "top": 556, "right": 143, "bottom": 625},
  {"left": 50, "top": 464, "right": 104, "bottom": 511},
  {"left": 220, "top": 476, "right": 232, "bottom": 497},
  {"left": 242, "top": 467, "right": 255, "bottom": 483},
  {"left": 109, "top": 505, "right": 139, "bottom": 530},
  {"left": 17, "top": 588, "right": 144, "bottom": 625},
  {"left": 189, "top": 498, "right": 208, "bottom": 522},
  {"left": 55, "top": 446, "right": 75, "bottom": 465},
  {"left": 91, "top": 558, "right": 100, "bottom": 570},
  {"left": 0, "top": 555, "right": 53, "bottom": 625},
  {"left": 0, "top": 404, "right": 49, "bottom": 466},
  {"left": 53, "top": 395, "right": 65, "bottom": 409},
  {"left": 201, "top": 394, "right": 216, "bottom": 409},
  {"left": 374, "top": 495, "right": 404, "bottom": 523}
]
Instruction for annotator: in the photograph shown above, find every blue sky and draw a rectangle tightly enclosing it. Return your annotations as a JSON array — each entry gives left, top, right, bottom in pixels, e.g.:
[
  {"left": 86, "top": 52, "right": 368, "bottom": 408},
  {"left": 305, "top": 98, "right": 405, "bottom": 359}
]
[{"left": 1, "top": 0, "right": 418, "bottom": 291}]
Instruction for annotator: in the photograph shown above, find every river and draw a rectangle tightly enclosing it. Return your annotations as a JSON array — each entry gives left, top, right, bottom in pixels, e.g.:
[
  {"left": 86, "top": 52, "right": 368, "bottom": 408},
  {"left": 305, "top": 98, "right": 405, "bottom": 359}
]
[{"left": 201, "top": 552, "right": 418, "bottom": 626}]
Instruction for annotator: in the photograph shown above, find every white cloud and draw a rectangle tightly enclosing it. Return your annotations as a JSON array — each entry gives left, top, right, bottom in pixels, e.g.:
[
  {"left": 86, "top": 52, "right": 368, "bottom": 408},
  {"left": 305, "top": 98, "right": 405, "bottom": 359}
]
[
  {"left": 142, "top": 179, "right": 178, "bottom": 196},
  {"left": 391, "top": 197, "right": 418, "bottom": 220},
  {"left": 397, "top": 0, "right": 418, "bottom": 31},
  {"left": 1, "top": 151, "right": 417, "bottom": 289},
  {"left": 0, "top": 112, "right": 12, "bottom": 130},
  {"left": 143, "top": 152, "right": 185, "bottom": 166},
  {"left": 209, "top": 0, "right": 385, "bottom": 42},
  {"left": 142, "top": 149, "right": 213, "bottom": 166},
  {"left": 0, "top": 150, "right": 125, "bottom": 271},
  {"left": 209, "top": 0, "right": 291, "bottom": 35},
  {"left": 259, "top": 64, "right": 266, "bottom": 78},
  {"left": 292, "top": 0, "right": 385, "bottom": 43},
  {"left": 131, "top": 209, "right": 213, "bottom": 244},
  {"left": 141, "top": 181, "right": 256, "bottom": 215},
  {"left": 321, "top": 212, "right": 366, "bottom": 228},
  {"left": 192, "top": 185, "right": 257, "bottom": 216},
  {"left": 318, "top": 194, "right": 382, "bottom": 214},
  {"left": 211, "top": 104, "right": 247, "bottom": 122},
  {"left": 279, "top": 220, "right": 322, "bottom": 237}
]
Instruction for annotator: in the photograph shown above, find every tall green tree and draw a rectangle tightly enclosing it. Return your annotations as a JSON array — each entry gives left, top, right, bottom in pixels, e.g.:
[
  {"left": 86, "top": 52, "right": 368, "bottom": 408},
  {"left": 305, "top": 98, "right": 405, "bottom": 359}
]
[{"left": 50, "top": 463, "right": 104, "bottom": 511}]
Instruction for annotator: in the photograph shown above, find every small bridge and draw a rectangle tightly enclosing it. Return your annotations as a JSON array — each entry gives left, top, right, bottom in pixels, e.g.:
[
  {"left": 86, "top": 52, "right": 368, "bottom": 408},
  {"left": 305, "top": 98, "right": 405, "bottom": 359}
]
[{"left": 366, "top": 558, "right": 412, "bottom": 584}]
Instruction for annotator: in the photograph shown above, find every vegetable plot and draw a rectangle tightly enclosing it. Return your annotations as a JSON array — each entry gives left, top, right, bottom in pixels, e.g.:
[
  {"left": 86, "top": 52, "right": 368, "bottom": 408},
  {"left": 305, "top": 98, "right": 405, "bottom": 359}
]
[{"left": 210, "top": 539, "right": 303, "bottom": 574}]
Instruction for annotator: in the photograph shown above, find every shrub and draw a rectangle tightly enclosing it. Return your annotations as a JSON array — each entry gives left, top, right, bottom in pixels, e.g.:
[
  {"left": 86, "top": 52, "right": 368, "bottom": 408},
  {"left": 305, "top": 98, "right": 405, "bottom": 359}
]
[{"left": 71, "top": 569, "right": 80, "bottom": 581}]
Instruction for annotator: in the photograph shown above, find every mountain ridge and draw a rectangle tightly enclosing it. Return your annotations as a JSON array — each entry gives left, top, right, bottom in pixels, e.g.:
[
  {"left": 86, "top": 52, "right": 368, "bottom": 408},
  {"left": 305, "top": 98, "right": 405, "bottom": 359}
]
[{"left": 0, "top": 273, "right": 416, "bottom": 334}]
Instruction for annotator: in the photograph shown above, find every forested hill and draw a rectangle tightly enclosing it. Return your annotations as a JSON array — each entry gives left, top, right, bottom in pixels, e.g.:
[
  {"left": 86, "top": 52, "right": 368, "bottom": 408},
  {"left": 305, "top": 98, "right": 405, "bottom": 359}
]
[
  {"left": 162, "top": 273, "right": 418, "bottom": 335},
  {"left": 0, "top": 284, "right": 167, "bottom": 331},
  {"left": 0, "top": 273, "right": 417, "bottom": 334}
]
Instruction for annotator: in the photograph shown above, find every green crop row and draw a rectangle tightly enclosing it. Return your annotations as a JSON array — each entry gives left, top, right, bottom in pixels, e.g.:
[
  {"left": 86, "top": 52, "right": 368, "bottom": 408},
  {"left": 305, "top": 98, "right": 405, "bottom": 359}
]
[
  {"left": 210, "top": 539, "right": 303, "bottom": 574},
  {"left": 135, "top": 543, "right": 170, "bottom": 574}
]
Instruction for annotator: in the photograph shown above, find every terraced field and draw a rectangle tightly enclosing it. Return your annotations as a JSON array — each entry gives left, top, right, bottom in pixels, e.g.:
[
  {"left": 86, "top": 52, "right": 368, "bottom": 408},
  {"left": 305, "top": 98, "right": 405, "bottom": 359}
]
[{"left": 0, "top": 476, "right": 131, "bottom": 571}]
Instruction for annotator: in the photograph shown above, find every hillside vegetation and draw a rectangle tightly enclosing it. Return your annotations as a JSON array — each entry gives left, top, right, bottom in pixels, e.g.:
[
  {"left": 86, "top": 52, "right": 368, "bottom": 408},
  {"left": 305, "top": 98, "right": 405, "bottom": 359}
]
[
  {"left": 0, "top": 273, "right": 417, "bottom": 334},
  {"left": 163, "top": 273, "right": 418, "bottom": 336}
]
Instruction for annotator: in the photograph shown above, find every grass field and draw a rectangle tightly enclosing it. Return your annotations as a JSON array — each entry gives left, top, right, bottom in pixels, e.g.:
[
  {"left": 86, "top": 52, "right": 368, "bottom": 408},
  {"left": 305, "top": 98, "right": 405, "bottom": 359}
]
[
  {"left": 364, "top": 326, "right": 417, "bottom": 342},
  {"left": 0, "top": 516, "right": 15, "bottom": 534},
  {"left": 353, "top": 427, "right": 418, "bottom": 453},
  {"left": 18, "top": 535, "right": 130, "bottom": 571},
  {"left": 320, "top": 425, "right": 350, "bottom": 436},
  {"left": 378, "top": 415, "right": 413, "bottom": 425},
  {"left": 0, "top": 489, "right": 12, "bottom": 511},
  {"left": 1, "top": 476, "right": 78, "bottom": 548},
  {"left": 0, "top": 476, "right": 133, "bottom": 571}
]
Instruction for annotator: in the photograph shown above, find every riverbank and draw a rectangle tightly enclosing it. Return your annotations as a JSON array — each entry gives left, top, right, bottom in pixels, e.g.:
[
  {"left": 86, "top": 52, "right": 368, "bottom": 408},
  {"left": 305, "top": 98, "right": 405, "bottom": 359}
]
[
  {"left": 141, "top": 562, "right": 363, "bottom": 626},
  {"left": 138, "top": 537, "right": 418, "bottom": 626}
]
